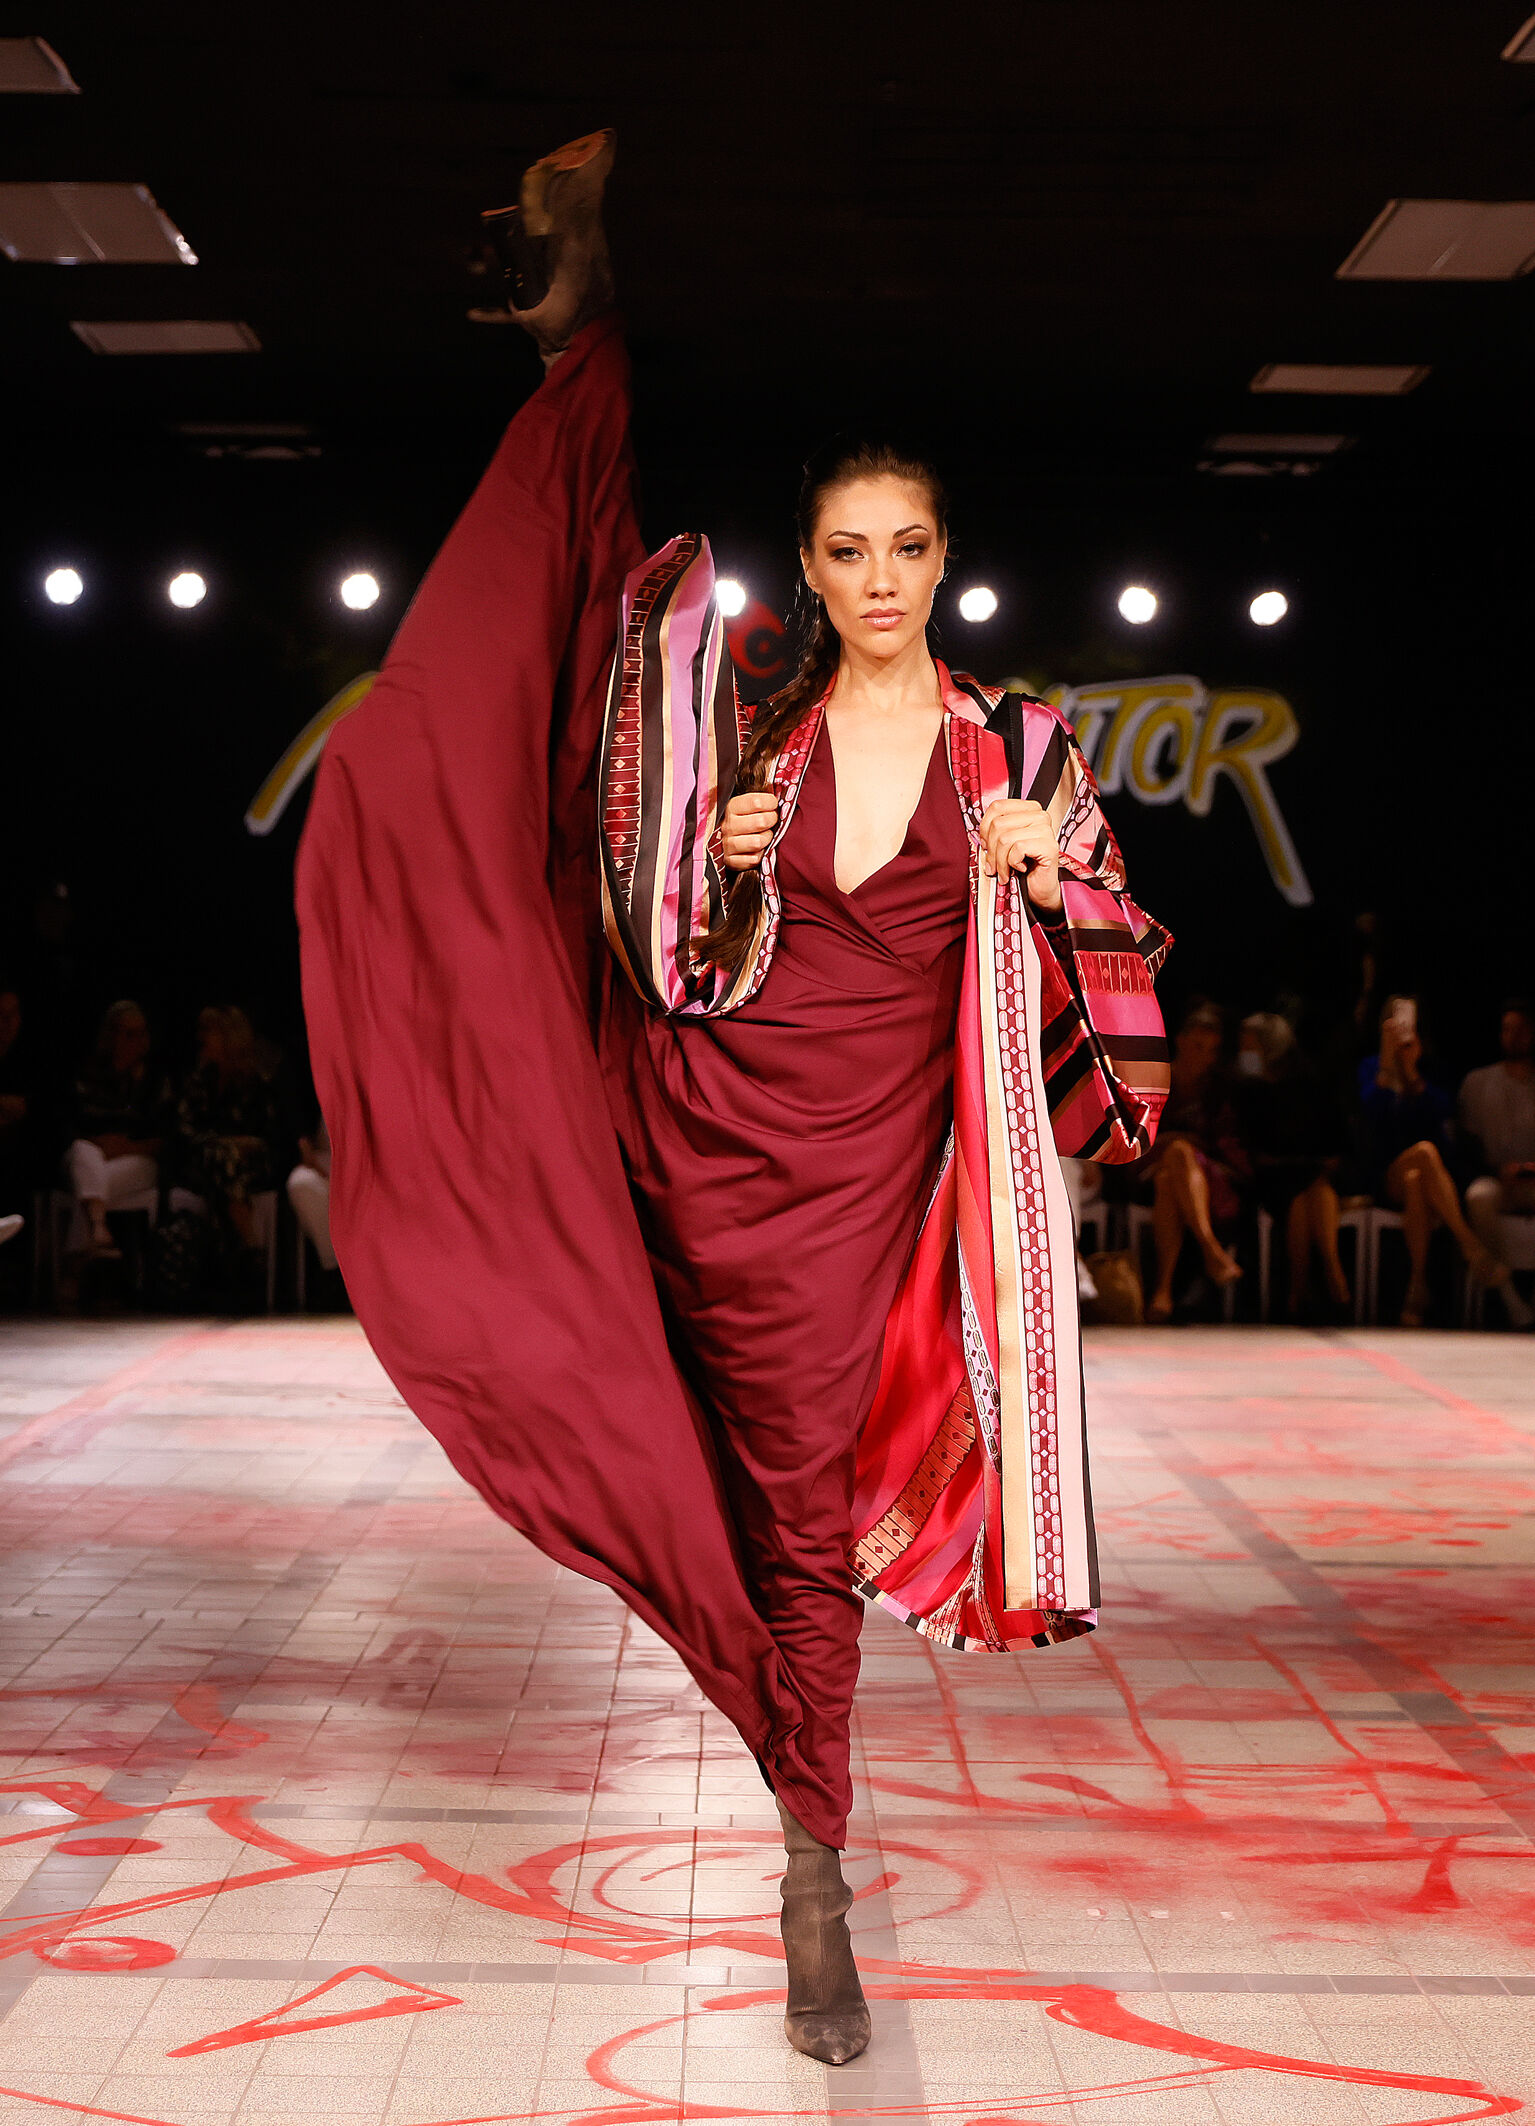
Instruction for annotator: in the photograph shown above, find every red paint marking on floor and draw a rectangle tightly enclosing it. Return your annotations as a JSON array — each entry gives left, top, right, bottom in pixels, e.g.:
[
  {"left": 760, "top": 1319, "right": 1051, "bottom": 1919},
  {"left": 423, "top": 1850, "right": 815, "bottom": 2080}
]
[
  {"left": 0, "top": 1327, "right": 228, "bottom": 1473},
  {"left": 166, "top": 1963, "right": 462, "bottom": 2055},
  {"left": 35, "top": 1936, "right": 175, "bottom": 1971},
  {"left": 53, "top": 1838, "right": 162, "bottom": 1856},
  {"left": 0, "top": 1778, "right": 1519, "bottom": 2125},
  {"left": 1347, "top": 1344, "right": 1526, "bottom": 1445}
]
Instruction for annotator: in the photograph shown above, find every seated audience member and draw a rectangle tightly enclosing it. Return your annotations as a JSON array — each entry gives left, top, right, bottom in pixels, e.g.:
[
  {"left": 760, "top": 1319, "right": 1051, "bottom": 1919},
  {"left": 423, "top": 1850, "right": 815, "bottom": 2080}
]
[
  {"left": 1059, "top": 1156, "right": 1103, "bottom": 1302},
  {"left": 1358, "top": 995, "right": 1495, "bottom": 1327},
  {"left": 287, "top": 1115, "right": 341, "bottom": 1288},
  {"left": 1239, "top": 1012, "right": 1355, "bottom": 1318},
  {"left": 1457, "top": 998, "right": 1535, "bottom": 1330},
  {"left": 1142, "top": 1004, "right": 1250, "bottom": 1323},
  {"left": 64, "top": 1000, "right": 172, "bottom": 1260},
  {"left": 0, "top": 983, "right": 46, "bottom": 1260},
  {"left": 175, "top": 1006, "right": 280, "bottom": 1266}
]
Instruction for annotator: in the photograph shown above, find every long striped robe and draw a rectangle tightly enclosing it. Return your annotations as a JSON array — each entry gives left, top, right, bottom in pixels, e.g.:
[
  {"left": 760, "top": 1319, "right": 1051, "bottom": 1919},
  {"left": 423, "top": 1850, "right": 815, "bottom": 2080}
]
[{"left": 600, "top": 533, "right": 1170, "bottom": 1652}]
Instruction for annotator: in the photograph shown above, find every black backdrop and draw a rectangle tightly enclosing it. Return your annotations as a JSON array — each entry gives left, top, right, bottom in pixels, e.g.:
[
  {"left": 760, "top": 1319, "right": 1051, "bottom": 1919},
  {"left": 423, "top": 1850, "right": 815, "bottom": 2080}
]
[{"left": 4, "top": 337, "right": 1528, "bottom": 1094}]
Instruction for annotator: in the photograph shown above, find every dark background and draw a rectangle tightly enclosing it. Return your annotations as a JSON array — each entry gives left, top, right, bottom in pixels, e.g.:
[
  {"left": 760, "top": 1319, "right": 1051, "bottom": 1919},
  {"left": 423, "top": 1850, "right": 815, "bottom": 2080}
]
[{"left": 4, "top": 1, "right": 1532, "bottom": 1085}]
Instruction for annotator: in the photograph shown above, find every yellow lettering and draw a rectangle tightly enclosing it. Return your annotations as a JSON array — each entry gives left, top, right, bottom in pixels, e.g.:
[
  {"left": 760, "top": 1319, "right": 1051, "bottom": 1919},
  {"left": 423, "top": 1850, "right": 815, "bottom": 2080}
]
[{"left": 1188, "top": 688, "right": 1311, "bottom": 906}]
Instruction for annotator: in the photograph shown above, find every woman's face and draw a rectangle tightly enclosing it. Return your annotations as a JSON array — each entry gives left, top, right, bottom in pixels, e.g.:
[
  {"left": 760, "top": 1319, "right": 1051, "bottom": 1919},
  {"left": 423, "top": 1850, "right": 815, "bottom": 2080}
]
[
  {"left": 111, "top": 1013, "right": 149, "bottom": 1072},
  {"left": 1176, "top": 1024, "right": 1222, "bottom": 1075},
  {"left": 801, "top": 476, "right": 946, "bottom": 668}
]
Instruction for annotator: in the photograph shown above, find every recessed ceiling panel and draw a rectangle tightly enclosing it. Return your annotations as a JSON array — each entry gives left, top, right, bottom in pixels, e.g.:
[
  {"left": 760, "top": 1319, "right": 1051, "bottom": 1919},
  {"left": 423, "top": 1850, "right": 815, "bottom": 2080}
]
[
  {"left": 71, "top": 320, "right": 260, "bottom": 354},
  {"left": 1337, "top": 199, "right": 1535, "bottom": 280},
  {"left": 1207, "top": 433, "right": 1352, "bottom": 454},
  {"left": 1250, "top": 363, "right": 1429, "bottom": 395},
  {"left": 0, "top": 183, "right": 196, "bottom": 263},
  {"left": 0, "top": 36, "right": 78, "bottom": 90}
]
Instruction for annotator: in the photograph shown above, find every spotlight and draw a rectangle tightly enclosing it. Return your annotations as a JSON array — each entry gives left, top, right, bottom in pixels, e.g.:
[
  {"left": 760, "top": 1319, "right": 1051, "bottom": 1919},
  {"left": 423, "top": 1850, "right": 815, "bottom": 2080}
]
[
  {"left": 167, "top": 571, "right": 207, "bottom": 609},
  {"left": 957, "top": 585, "right": 998, "bottom": 622},
  {"left": 1117, "top": 585, "right": 1157, "bottom": 624},
  {"left": 339, "top": 572, "right": 380, "bottom": 611},
  {"left": 44, "top": 567, "right": 84, "bottom": 606},
  {"left": 1249, "top": 589, "right": 1289, "bottom": 626},
  {"left": 715, "top": 577, "right": 748, "bottom": 618}
]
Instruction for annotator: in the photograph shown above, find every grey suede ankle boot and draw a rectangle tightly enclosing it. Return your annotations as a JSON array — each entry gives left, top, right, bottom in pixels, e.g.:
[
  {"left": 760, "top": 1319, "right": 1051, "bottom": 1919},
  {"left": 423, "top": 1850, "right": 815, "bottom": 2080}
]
[{"left": 775, "top": 1797, "right": 871, "bottom": 2065}]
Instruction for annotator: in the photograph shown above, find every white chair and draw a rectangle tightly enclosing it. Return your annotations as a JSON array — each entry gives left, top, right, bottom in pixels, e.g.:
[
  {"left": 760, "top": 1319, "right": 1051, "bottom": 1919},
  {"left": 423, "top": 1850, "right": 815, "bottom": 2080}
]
[
  {"left": 39, "top": 1181, "right": 160, "bottom": 1305},
  {"left": 1463, "top": 1212, "right": 1535, "bottom": 1326},
  {"left": 1256, "top": 1201, "right": 1372, "bottom": 1325},
  {"left": 1125, "top": 1201, "right": 1237, "bottom": 1322},
  {"left": 1363, "top": 1205, "right": 1471, "bottom": 1326}
]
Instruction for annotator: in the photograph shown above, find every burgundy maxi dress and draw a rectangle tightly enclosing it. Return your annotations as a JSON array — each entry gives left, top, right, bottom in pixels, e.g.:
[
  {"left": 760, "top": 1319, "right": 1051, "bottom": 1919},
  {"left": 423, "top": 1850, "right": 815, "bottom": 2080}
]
[
  {"left": 604, "top": 724, "right": 970, "bottom": 1835},
  {"left": 298, "top": 316, "right": 973, "bottom": 1846}
]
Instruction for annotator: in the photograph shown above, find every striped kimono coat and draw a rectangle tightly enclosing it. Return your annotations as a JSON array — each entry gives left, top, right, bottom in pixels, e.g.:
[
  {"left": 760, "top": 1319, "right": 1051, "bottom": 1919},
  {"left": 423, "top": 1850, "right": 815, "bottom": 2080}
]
[{"left": 600, "top": 532, "right": 1171, "bottom": 1653}]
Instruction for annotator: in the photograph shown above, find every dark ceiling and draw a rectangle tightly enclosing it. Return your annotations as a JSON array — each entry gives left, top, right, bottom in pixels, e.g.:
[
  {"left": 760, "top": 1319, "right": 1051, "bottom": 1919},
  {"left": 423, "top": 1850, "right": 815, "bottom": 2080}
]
[{"left": 6, "top": 0, "right": 1535, "bottom": 498}]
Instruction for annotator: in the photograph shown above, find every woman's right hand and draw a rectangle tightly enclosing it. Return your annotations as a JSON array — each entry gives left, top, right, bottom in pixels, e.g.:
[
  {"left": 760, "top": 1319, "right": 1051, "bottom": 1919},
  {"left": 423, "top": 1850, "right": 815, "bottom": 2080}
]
[{"left": 719, "top": 791, "right": 779, "bottom": 872}]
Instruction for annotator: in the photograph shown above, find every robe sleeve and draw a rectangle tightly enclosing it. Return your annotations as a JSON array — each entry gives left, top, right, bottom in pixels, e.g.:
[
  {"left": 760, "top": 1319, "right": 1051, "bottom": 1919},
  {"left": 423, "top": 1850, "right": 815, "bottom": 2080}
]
[
  {"left": 1027, "top": 718, "right": 1172, "bottom": 1163},
  {"left": 597, "top": 531, "right": 751, "bottom": 1016}
]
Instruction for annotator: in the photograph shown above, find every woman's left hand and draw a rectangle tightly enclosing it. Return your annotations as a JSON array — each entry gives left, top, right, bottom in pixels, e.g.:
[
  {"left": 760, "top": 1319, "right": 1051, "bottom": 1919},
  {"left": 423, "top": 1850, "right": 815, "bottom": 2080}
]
[{"left": 978, "top": 798, "right": 1063, "bottom": 910}]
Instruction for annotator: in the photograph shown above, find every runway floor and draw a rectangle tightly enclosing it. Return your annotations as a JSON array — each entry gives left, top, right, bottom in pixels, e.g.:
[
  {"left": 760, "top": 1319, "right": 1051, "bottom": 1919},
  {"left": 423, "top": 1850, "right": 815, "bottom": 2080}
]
[{"left": 0, "top": 1318, "right": 1531, "bottom": 2126}]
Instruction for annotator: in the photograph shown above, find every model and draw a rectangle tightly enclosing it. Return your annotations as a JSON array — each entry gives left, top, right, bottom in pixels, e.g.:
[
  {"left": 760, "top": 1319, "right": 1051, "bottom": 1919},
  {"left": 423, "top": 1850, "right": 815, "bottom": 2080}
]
[{"left": 296, "top": 131, "right": 1170, "bottom": 2067}]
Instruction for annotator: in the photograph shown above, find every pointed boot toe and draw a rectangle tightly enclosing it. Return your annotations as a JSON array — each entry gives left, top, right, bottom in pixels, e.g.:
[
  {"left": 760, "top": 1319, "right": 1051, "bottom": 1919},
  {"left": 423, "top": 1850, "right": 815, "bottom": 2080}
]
[{"left": 784, "top": 2002, "right": 872, "bottom": 2066}]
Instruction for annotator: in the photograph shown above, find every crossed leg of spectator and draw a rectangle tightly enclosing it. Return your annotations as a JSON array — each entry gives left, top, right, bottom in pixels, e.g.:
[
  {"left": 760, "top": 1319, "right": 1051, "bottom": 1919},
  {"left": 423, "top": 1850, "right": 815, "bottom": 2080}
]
[
  {"left": 1386, "top": 1137, "right": 1509, "bottom": 1328},
  {"left": 1148, "top": 1137, "right": 1242, "bottom": 1323},
  {"left": 1286, "top": 1177, "right": 1352, "bottom": 1319},
  {"left": 1463, "top": 1173, "right": 1535, "bottom": 1328}
]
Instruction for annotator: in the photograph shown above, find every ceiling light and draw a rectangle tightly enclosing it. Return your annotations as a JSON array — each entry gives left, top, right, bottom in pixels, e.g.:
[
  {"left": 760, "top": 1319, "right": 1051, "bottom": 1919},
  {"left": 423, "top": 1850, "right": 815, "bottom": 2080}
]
[
  {"left": 1198, "top": 432, "right": 1353, "bottom": 478},
  {"left": 1249, "top": 591, "right": 1289, "bottom": 626},
  {"left": 1337, "top": 199, "right": 1535, "bottom": 281},
  {"left": 1501, "top": 12, "right": 1535, "bottom": 58},
  {"left": 1117, "top": 585, "right": 1157, "bottom": 625},
  {"left": 0, "top": 37, "right": 79, "bottom": 91},
  {"left": 0, "top": 182, "right": 195, "bottom": 263},
  {"left": 958, "top": 586, "right": 998, "bottom": 622},
  {"left": 1251, "top": 363, "right": 1428, "bottom": 396},
  {"left": 340, "top": 573, "right": 380, "bottom": 611},
  {"left": 715, "top": 577, "right": 748, "bottom": 618},
  {"left": 1208, "top": 433, "right": 1351, "bottom": 456},
  {"left": 167, "top": 572, "right": 206, "bottom": 609},
  {"left": 71, "top": 320, "right": 258, "bottom": 355},
  {"left": 44, "top": 567, "right": 83, "bottom": 605}
]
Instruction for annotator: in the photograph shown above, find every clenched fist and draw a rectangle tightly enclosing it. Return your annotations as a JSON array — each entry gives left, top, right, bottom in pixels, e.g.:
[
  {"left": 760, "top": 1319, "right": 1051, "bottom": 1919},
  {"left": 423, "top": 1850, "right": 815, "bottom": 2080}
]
[
  {"left": 978, "top": 798, "right": 1063, "bottom": 911},
  {"left": 719, "top": 791, "right": 779, "bottom": 871}
]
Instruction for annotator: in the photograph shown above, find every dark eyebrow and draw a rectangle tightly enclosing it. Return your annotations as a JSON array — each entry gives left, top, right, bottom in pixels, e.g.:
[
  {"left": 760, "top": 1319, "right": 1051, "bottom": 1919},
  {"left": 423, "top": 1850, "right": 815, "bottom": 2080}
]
[{"left": 825, "top": 524, "right": 930, "bottom": 541}]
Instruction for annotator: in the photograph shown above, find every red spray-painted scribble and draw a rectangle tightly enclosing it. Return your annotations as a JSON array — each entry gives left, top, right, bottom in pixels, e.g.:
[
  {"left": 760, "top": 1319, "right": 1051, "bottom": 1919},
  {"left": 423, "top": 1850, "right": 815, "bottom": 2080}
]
[
  {"left": 54, "top": 1837, "right": 163, "bottom": 1856},
  {"left": 166, "top": 1964, "right": 462, "bottom": 2056},
  {"left": 35, "top": 1936, "right": 176, "bottom": 1971},
  {"left": 0, "top": 1772, "right": 1519, "bottom": 2126}
]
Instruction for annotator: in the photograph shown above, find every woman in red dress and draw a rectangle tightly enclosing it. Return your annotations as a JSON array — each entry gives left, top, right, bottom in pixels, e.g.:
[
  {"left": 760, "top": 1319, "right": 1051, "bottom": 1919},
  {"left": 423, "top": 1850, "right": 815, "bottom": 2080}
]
[{"left": 298, "top": 131, "right": 1168, "bottom": 2067}]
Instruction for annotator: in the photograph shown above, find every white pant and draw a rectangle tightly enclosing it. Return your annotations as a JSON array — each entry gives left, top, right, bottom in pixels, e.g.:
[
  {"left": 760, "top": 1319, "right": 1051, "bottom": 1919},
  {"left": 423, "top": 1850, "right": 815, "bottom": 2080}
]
[
  {"left": 287, "top": 1163, "right": 336, "bottom": 1271},
  {"left": 63, "top": 1140, "right": 159, "bottom": 1254}
]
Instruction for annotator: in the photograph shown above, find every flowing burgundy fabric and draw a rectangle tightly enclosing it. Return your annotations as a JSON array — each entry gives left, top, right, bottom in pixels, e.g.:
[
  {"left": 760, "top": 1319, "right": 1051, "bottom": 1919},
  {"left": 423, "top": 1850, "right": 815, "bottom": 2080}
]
[
  {"left": 603, "top": 721, "right": 971, "bottom": 1841},
  {"left": 294, "top": 317, "right": 842, "bottom": 1842}
]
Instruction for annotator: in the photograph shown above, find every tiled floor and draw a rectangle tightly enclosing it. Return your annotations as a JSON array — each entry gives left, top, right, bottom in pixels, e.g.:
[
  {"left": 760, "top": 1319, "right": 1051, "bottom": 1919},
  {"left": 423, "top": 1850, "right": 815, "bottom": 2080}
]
[{"left": 0, "top": 1318, "right": 1531, "bottom": 2126}]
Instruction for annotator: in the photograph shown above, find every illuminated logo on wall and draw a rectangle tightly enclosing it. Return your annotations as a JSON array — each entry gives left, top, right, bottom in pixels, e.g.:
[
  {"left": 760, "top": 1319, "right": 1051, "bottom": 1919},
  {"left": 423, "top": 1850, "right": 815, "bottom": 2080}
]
[
  {"left": 1045, "top": 675, "right": 1310, "bottom": 907},
  {"left": 249, "top": 663, "right": 1310, "bottom": 909}
]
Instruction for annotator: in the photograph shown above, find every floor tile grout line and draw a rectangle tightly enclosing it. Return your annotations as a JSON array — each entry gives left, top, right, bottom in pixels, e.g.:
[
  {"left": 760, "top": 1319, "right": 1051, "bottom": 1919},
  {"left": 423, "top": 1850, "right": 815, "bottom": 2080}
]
[{"left": 1143, "top": 1422, "right": 1535, "bottom": 1848}]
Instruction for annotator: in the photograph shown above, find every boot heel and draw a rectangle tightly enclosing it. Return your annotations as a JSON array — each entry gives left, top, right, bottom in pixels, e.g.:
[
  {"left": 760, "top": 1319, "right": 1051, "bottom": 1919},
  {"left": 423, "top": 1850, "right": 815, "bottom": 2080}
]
[{"left": 480, "top": 205, "right": 549, "bottom": 312}]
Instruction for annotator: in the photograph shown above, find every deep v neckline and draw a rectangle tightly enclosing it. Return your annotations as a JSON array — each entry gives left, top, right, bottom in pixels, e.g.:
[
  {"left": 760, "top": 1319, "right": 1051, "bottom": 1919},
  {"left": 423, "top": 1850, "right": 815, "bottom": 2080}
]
[{"left": 826, "top": 716, "right": 946, "bottom": 898}]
